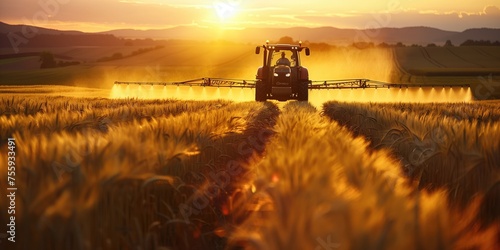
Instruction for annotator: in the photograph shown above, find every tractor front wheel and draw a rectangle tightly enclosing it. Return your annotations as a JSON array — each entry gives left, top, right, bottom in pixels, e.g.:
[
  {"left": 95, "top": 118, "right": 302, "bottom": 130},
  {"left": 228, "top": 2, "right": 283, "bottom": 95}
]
[
  {"left": 297, "top": 81, "right": 309, "bottom": 101},
  {"left": 255, "top": 81, "right": 267, "bottom": 102}
]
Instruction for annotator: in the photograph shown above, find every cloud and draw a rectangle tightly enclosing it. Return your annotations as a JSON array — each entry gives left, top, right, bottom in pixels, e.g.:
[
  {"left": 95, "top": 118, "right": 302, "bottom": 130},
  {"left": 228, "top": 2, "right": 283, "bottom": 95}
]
[
  {"left": 418, "top": 10, "right": 440, "bottom": 15},
  {"left": 484, "top": 5, "right": 500, "bottom": 15},
  {"left": 243, "top": 7, "right": 286, "bottom": 13},
  {"left": 295, "top": 7, "right": 500, "bottom": 32},
  {"left": 270, "top": 14, "right": 302, "bottom": 21},
  {"left": 1, "top": 1, "right": 499, "bottom": 32}
]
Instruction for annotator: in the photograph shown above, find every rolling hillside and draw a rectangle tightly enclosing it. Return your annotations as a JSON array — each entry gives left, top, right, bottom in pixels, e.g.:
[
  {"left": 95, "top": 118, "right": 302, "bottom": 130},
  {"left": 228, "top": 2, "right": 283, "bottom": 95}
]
[
  {"left": 393, "top": 46, "right": 500, "bottom": 76},
  {"left": 2, "top": 22, "right": 500, "bottom": 49},
  {"left": 101, "top": 26, "right": 500, "bottom": 45}
]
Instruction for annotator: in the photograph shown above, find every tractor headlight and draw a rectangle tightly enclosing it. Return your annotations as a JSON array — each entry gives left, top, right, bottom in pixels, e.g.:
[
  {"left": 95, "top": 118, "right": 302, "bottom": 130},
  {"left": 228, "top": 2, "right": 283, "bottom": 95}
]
[
  {"left": 285, "top": 73, "right": 291, "bottom": 77},
  {"left": 274, "top": 73, "right": 279, "bottom": 77}
]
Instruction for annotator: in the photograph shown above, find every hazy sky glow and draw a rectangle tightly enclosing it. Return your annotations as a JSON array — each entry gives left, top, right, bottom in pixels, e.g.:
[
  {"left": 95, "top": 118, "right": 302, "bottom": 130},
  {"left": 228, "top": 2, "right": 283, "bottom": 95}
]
[{"left": 0, "top": 0, "right": 499, "bottom": 32}]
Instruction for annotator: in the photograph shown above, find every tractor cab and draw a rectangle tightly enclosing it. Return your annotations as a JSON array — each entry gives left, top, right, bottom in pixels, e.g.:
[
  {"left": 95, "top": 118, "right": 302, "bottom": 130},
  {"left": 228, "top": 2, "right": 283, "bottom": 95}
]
[{"left": 255, "top": 42, "right": 310, "bottom": 101}]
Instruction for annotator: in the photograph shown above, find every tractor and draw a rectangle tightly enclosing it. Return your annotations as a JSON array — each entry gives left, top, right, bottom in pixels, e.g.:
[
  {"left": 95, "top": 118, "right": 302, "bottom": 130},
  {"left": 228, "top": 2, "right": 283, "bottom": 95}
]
[
  {"left": 115, "top": 42, "right": 485, "bottom": 101},
  {"left": 255, "top": 42, "right": 311, "bottom": 101}
]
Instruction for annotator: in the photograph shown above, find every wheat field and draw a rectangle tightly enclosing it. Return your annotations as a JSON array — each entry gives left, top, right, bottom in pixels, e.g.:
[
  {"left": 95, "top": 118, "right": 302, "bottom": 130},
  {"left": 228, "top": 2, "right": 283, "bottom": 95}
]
[{"left": 0, "top": 96, "right": 499, "bottom": 249}]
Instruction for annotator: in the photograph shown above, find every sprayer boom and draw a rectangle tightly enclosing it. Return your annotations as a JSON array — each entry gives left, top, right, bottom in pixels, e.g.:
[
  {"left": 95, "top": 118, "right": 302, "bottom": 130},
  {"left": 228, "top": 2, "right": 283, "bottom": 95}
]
[
  {"left": 113, "top": 42, "right": 488, "bottom": 101},
  {"left": 114, "top": 77, "right": 255, "bottom": 88},
  {"left": 114, "top": 78, "right": 470, "bottom": 90}
]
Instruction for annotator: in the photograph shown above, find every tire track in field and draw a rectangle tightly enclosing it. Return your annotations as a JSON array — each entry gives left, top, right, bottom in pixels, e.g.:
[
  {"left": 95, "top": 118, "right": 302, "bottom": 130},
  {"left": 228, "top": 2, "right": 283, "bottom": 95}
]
[
  {"left": 162, "top": 101, "right": 281, "bottom": 250},
  {"left": 419, "top": 47, "right": 446, "bottom": 68},
  {"left": 390, "top": 48, "right": 414, "bottom": 83},
  {"left": 475, "top": 47, "right": 500, "bottom": 61},
  {"left": 445, "top": 47, "right": 485, "bottom": 68},
  {"left": 85, "top": 101, "right": 281, "bottom": 250},
  {"left": 391, "top": 48, "right": 410, "bottom": 75},
  {"left": 227, "top": 101, "right": 483, "bottom": 250}
]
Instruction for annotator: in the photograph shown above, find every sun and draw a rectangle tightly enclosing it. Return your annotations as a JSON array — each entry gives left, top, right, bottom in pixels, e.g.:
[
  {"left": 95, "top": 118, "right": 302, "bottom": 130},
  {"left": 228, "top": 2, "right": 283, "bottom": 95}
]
[{"left": 213, "top": 1, "right": 240, "bottom": 21}]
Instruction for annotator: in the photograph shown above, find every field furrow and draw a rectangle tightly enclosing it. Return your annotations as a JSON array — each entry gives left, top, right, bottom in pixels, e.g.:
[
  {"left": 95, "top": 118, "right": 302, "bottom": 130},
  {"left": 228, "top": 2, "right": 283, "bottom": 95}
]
[
  {"left": 228, "top": 102, "right": 498, "bottom": 250},
  {"left": 446, "top": 47, "right": 500, "bottom": 68},
  {"left": 420, "top": 47, "right": 446, "bottom": 68}
]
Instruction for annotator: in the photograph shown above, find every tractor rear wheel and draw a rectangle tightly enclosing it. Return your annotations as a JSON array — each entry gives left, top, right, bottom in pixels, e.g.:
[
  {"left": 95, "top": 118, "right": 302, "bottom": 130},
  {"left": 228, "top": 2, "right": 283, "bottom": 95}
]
[
  {"left": 297, "top": 81, "right": 309, "bottom": 101},
  {"left": 255, "top": 81, "right": 267, "bottom": 101}
]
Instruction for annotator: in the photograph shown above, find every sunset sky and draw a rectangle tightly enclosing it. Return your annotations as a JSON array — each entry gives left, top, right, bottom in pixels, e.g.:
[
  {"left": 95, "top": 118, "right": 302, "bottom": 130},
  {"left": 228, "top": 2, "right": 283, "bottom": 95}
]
[{"left": 1, "top": 0, "right": 499, "bottom": 32}]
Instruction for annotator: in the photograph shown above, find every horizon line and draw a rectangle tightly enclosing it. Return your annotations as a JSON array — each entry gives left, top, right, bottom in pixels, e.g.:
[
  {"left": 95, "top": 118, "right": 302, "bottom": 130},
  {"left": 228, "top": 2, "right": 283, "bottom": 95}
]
[{"left": 2, "top": 21, "right": 499, "bottom": 34}]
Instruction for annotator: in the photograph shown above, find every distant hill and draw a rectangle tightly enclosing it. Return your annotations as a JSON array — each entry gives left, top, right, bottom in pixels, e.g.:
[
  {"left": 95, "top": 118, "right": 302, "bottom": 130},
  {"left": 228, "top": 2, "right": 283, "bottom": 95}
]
[
  {"left": 0, "top": 22, "right": 167, "bottom": 51},
  {"left": 449, "top": 28, "right": 500, "bottom": 44},
  {"left": 0, "top": 21, "right": 84, "bottom": 35},
  {"left": 1, "top": 21, "right": 500, "bottom": 49},
  {"left": 0, "top": 21, "right": 125, "bottom": 49},
  {"left": 101, "top": 26, "right": 500, "bottom": 45}
]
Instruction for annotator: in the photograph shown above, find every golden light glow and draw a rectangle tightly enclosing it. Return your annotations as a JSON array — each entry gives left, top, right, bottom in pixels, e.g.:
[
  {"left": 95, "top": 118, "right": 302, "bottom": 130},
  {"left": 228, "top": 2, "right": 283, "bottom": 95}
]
[
  {"left": 213, "top": 1, "right": 240, "bottom": 21},
  {"left": 110, "top": 85, "right": 473, "bottom": 106},
  {"left": 302, "top": 48, "right": 394, "bottom": 82},
  {"left": 3, "top": 1, "right": 498, "bottom": 32}
]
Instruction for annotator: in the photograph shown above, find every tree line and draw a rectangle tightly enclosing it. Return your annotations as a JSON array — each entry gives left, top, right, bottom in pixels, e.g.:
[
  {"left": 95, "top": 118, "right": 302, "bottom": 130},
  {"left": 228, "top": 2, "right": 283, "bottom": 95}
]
[
  {"left": 39, "top": 51, "right": 80, "bottom": 69},
  {"left": 355, "top": 39, "right": 500, "bottom": 49},
  {"left": 275, "top": 36, "right": 500, "bottom": 50}
]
